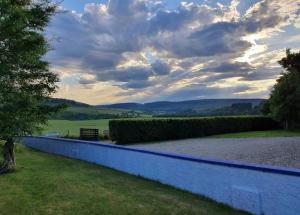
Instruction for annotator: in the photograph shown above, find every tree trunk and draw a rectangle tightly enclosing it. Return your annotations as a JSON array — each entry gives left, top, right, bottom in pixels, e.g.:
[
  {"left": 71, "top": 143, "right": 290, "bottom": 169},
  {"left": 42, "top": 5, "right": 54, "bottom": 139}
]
[
  {"left": 284, "top": 120, "right": 289, "bottom": 130},
  {"left": 284, "top": 120, "right": 296, "bottom": 130},
  {"left": 0, "top": 138, "right": 15, "bottom": 174}
]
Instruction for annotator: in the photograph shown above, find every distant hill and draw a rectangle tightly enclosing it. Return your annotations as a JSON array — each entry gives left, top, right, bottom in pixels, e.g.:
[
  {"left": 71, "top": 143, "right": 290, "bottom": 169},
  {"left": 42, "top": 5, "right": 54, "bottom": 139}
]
[
  {"left": 97, "top": 99, "right": 265, "bottom": 113},
  {"left": 47, "top": 98, "right": 91, "bottom": 108},
  {"left": 48, "top": 98, "right": 266, "bottom": 120},
  {"left": 47, "top": 98, "right": 149, "bottom": 120}
]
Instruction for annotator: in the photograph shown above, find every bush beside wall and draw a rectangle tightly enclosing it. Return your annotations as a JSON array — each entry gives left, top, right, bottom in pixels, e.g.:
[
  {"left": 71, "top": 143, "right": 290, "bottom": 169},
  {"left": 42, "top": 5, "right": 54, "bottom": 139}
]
[{"left": 109, "top": 116, "right": 280, "bottom": 144}]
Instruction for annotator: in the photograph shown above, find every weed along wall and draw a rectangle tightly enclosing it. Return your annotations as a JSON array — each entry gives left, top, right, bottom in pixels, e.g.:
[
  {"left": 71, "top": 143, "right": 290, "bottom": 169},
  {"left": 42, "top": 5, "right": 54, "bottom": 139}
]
[{"left": 22, "top": 136, "right": 300, "bottom": 215}]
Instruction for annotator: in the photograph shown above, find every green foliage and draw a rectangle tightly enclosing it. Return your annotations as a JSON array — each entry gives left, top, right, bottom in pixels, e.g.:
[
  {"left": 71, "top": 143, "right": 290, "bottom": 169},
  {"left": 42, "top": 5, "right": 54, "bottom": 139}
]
[
  {"left": 0, "top": 141, "right": 3, "bottom": 163},
  {"left": 264, "top": 49, "right": 300, "bottom": 129},
  {"left": 0, "top": 0, "right": 59, "bottom": 139},
  {"left": 109, "top": 116, "right": 280, "bottom": 144},
  {"left": 0, "top": 140, "right": 4, "bottom": 151}
]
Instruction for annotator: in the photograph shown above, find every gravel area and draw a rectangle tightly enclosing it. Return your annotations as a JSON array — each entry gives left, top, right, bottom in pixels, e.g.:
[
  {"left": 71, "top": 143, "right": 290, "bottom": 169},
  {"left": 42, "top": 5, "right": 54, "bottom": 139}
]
[{"left": 129, "top": 137, "right": 300, "bottom": 169}]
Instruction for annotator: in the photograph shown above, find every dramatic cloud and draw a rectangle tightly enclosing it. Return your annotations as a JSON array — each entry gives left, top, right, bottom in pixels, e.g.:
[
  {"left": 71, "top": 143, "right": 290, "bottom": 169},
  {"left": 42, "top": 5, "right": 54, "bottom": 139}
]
[
  {"left": 151, "top": 60, "right": 171, "bottom": 75},
  {"left": 163, "top": 84, "right": 254, "bottom": 101},
  {"left": 201, "top": 61, "right": 254, "bottom": 73},
  {"left": 96, "top": 66, "right": 152, "bottom": 82},
  {"left": 47, "top": 0, "right": 300, "bottom": 104}
]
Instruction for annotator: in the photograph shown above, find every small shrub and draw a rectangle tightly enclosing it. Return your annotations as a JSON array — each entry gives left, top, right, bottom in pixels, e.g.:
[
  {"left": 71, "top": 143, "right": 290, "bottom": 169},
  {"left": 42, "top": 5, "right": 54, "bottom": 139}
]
[
  {"left": 14, "top": 143, "right": 24, "bottom": 153},
  {"left": 109, "top": 116, "right": 280, "bottom": 144}
]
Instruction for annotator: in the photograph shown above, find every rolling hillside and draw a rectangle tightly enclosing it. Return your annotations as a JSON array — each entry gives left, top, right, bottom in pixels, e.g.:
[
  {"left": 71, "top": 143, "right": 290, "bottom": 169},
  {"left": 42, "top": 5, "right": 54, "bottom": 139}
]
[
  {"left": 48, "top": 98, "right": 148, "bottom": 120},
  {"left": 98, "top": 99, "right": 265, "bottom": 113},
  {"left": 47, "top": 98, "right": 91, "bottom": 107},
  {"left": 51, "top": 106, "right": 146, "bottom": 120},
  {"left": 48, "top": 98, "right": 265, "bottom": 119}
]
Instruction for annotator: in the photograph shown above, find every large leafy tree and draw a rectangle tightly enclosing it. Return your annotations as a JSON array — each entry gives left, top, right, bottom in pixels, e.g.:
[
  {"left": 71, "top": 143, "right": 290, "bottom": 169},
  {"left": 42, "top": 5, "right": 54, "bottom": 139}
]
[
  {"left": 0, "top": 0, "right": 59, "bottom": 174},
  {"left": 263, "top": 49, "right": 300, "bottom": 129}
]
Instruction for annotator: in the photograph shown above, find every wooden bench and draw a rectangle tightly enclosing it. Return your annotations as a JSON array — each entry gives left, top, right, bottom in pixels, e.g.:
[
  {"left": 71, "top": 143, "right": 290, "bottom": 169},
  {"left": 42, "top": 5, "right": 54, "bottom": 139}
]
[{"left": 80, "top": 128, "right": 99, "bottom": 141}]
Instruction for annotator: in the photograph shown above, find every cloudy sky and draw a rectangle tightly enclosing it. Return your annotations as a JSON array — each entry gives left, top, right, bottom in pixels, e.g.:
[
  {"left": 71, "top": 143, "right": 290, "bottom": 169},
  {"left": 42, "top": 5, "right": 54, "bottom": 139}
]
[{"left": 48, "top": 0, "right": 300, "bottom": 105}]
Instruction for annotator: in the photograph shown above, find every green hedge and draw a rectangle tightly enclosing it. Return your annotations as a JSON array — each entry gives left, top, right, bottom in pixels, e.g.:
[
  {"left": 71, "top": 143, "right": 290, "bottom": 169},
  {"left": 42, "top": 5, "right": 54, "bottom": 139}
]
[{"left": 109, "top": 116, "right": 280, "bottom": 144}]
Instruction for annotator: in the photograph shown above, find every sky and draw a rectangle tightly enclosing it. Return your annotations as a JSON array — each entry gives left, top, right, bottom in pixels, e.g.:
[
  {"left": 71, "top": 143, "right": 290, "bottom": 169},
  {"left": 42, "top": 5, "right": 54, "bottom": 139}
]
[{"left": 47, "top": 0, "right": 300, "bottom": 105}]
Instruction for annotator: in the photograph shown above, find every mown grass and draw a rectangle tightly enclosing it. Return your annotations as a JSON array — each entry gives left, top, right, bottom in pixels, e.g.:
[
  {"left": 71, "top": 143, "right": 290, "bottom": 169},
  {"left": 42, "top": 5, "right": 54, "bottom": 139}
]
[
  {"left": 211, "top": 130, "right": 300, "bottom": 138},
  {"left": 42, "top": 120, "right": 109, "bottom": 136},
  {"left": 0, "top": 145, "right": 248, "bottom": 215}
]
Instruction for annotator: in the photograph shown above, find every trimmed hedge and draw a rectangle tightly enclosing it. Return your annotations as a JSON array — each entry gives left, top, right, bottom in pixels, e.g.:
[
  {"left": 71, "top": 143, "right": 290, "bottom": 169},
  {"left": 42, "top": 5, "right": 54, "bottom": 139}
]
[{"left": 109, "top": 116, "right": 281, "bottom": 144}]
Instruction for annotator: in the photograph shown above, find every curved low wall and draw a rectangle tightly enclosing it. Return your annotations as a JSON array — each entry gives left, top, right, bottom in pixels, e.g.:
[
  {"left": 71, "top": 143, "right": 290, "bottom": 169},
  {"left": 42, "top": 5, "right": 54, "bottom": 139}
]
[{"left": 22, "top": 136, "right": 300, "bottom": 215}]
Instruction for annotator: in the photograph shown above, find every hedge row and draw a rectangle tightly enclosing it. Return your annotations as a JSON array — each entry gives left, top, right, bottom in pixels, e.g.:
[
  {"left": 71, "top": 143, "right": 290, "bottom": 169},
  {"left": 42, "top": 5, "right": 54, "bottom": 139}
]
[{"left": 109, "top": 116, "right": 280, "bottom": 144}]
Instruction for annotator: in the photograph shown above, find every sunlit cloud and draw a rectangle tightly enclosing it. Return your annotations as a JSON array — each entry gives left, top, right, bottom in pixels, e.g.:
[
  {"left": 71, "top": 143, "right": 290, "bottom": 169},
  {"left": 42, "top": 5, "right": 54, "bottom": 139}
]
[{"left": 47, "top": 0, "right": 300, "bottom": 104}]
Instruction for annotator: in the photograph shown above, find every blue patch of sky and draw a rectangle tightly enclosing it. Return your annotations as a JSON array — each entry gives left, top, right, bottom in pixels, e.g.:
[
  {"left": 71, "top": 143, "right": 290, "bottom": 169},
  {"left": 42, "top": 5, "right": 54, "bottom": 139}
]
[
  {"left": 237, "top": 0, "right": 260, "bottom": 15},
  {"left": 60, "top": 0, "right": 261, "bottom": 16},
  {"left": 60, "top": 74, "right": 82, "bottom": 85},
  {"left": 158, "top": 0, "right": 260, "bottom": 14},
  {"left": 257, "top": 25, "right": 300, "bottom": 52},
  {"left": 144, "top": 51, "right": 158, "bottom": 64},
  {"left": 60, "top": 0, "right": 107, "bottom": 12}
]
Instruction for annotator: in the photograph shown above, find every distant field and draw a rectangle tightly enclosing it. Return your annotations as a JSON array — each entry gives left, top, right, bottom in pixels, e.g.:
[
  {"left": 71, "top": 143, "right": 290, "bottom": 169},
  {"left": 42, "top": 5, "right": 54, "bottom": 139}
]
[
  {"left": 211, "top": 130, "right": 300, "bottom": 138},
  {"left": 42, "top": 120, "right": 109, "bottom": 136}
]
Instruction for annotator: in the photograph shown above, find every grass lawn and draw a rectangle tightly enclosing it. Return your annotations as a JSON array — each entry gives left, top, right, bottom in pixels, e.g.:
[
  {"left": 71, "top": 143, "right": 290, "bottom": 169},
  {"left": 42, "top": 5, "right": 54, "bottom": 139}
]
[
  {"left": 211, "top": 130, "right": 300, "bottom": 138},
  {"left": 0, "top": 145, "right": 248, "bottom": 215},
  {"left": 42, "top": 120, "right": 109, "bottom": 136}
]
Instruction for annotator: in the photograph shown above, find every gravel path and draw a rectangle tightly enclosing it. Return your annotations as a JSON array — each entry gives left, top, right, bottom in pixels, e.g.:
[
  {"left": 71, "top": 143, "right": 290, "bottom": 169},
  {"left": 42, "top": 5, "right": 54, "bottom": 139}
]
[{"left": 129, "top": 137, "right": 300, "bottom": 169}]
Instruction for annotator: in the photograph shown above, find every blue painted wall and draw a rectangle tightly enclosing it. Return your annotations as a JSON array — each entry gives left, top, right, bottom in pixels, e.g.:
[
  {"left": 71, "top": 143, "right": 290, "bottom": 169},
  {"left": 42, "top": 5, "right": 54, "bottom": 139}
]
[{"left": 22, "top": 136, "right": 300, "bottom": 215}]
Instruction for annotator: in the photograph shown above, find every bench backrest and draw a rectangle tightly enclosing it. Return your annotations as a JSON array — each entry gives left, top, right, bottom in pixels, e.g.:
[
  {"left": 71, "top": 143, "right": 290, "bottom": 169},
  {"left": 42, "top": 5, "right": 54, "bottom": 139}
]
[{"left": 80, "top": 128, "right": 99, "bottom": 141}]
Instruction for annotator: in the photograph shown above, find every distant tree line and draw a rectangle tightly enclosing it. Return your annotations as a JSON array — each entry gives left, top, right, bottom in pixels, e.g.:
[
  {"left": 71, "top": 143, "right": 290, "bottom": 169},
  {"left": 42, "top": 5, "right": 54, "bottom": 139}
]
[
  {"left": 154, "top": 102, "right": 263, "bottom": 117},
  {"left": 50, "top": 109, "right": 143, "bottom": 120}
]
